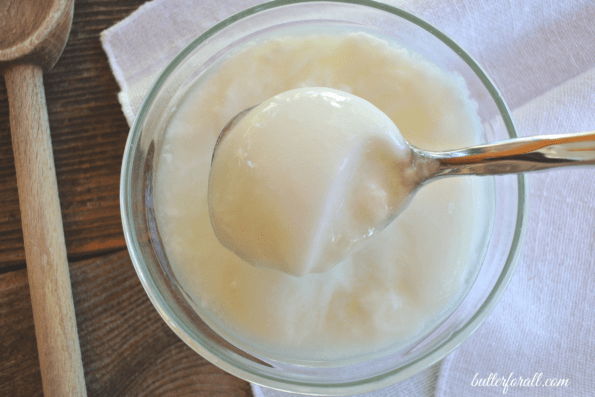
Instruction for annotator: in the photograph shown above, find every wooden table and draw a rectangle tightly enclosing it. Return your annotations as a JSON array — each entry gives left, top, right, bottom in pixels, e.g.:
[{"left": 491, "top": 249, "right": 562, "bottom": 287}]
[{"left": 0, "top": 1, "right": 253, "bottom": 395}]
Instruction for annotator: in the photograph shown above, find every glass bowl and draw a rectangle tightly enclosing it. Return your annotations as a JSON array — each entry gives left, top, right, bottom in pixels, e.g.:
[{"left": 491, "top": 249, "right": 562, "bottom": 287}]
[{"left": 120, "top": 0, "right": 526, "bottom": 394}]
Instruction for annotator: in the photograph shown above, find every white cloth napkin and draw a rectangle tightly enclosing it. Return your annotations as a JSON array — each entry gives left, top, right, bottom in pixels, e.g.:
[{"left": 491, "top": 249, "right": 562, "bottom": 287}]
[{"left": 101, "top": 1, "right": 595, "bottom": 396}]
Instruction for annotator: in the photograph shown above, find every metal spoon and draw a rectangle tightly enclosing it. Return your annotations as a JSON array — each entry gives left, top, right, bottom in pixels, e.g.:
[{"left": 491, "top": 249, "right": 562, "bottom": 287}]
[
  {"left": 213, "top": 97, "right": 594, "bottom": 225},
  {"left": 209, "top": 89, "right": 594, "bottom": 276}
]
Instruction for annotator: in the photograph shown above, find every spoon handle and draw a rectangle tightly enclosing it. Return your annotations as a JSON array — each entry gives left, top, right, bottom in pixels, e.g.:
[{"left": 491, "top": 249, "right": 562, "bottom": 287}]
[
  {"left": 5, "top": 64, "right": 87, "bottom": 397},
  {"left": 421, "top": 130, "right": 595, "bottom": 177}
]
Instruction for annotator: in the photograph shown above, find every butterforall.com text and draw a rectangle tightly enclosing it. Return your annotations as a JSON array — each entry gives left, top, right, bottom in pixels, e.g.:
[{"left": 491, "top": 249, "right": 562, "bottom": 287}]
[{"left": 471, "top": 372, "right": 569, "bottom": 394}]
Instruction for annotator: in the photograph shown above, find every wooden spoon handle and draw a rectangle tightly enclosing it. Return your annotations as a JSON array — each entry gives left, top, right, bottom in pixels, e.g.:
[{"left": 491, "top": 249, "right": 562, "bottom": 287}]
[{"left": 5, "top": 64, "right": 87, "bottom": 397}]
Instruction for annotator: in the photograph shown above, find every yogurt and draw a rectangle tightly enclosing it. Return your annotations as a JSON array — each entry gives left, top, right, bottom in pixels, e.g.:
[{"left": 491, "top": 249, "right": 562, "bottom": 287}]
[
  {"left": 209, "top": 88, "right": 414, "bottom": 276},
  {"left": 154, "top": 28, "right": 494, "bottom": 362}
]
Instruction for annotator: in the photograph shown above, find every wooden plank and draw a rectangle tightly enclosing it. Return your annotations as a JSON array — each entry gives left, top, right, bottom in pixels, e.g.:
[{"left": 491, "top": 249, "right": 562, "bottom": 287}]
[
  {"left": 0, "top": 250, "right": 253, "bottom": 396},
  {"left": 0, "top": 0, "right": 148, "bottom": 268},
  {"left": 0, "top": 270, "right": 43, "bottom": 397}
]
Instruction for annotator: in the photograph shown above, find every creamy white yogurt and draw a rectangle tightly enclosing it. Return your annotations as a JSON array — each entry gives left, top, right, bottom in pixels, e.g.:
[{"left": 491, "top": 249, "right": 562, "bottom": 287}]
[
  {"left": 154, "top": 28, "right": 494, "bottom": 363},
  {"left": 209, "top": 88, "right": 414, "bottom": 276}
]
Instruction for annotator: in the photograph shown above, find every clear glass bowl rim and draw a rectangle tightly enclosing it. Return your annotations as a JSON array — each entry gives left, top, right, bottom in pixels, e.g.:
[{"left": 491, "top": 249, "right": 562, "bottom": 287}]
[{"left": 120, "top": 0, "right": 527, "bottom": 394}]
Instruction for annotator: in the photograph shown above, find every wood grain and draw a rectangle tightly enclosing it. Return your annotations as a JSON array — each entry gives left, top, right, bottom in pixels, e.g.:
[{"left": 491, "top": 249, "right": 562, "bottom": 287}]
[
  {"left": 1, "top": 0, "right": 89, "bottom": 393},
  {"left": 0, "top": 269, "right": 43, "bottom": 397},
  {"left": 0, "top": 1, "right": 54, "bottom": 51},
  {"left": 0, "top": 0, "right": 147, "bottom": 269},
  {"left": 6, "top": 62, "right": 86, "bottom": 397},
  {"left": 0, "top": 250, "right": 254, "bottom": 397}
]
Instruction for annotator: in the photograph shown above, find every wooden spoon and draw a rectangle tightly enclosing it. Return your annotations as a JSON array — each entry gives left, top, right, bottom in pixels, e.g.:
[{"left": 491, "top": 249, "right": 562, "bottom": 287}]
[{"left": 0, "top": 1, "right": 86, "bottom": 396}]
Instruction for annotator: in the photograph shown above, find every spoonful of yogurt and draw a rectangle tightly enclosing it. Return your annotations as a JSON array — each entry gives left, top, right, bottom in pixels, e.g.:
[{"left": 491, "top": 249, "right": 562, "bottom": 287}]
[{"left": 208, "top": 87, "right": 594, "bottom": 276}]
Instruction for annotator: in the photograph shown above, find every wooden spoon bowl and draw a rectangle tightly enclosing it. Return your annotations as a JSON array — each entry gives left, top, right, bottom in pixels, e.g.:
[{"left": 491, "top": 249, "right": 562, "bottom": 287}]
[
  {"left": 0, "top": 0, "right": 73, "bottom": 70},
  {"left": 0, "top": 1, "right": 86, "bottom": 396}
]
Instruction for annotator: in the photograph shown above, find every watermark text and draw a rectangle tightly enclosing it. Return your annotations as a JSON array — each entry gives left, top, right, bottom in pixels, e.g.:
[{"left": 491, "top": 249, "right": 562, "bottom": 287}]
[{"left": 471, "top": 372, "right": 569, "bottom": 394}]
